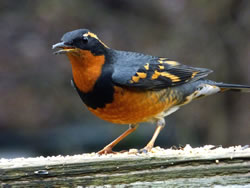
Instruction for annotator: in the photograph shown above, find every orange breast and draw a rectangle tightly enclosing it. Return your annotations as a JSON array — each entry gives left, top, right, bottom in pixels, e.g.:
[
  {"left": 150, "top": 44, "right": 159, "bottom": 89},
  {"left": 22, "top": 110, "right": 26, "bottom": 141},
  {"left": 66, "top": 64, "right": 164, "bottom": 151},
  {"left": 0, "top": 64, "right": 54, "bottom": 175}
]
[
  {"left": 67, "top": 50, "right": 105, "bottom": 93},
  {"left": 88, "top": 86, "right": 177, "bottom": 124}
]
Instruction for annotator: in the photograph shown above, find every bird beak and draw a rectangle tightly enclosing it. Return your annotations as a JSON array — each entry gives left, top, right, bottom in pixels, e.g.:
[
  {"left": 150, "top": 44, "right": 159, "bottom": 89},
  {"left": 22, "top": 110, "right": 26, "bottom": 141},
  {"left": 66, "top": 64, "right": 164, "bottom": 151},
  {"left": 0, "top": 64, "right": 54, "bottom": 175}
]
[{"left": 52, "top": 42, "right": 76, "bottom": 55}]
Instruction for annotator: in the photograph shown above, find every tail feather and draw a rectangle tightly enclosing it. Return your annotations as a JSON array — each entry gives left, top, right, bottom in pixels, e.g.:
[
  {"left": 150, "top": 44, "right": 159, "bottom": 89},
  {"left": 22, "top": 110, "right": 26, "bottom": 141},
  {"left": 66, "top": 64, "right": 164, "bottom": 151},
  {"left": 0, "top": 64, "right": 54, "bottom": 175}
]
[
  {"left": 214, "top": 82, "right": 250, "bottom": 93},
  {"left": 177, "top": 80, "right": 249, "bottom": 104}
]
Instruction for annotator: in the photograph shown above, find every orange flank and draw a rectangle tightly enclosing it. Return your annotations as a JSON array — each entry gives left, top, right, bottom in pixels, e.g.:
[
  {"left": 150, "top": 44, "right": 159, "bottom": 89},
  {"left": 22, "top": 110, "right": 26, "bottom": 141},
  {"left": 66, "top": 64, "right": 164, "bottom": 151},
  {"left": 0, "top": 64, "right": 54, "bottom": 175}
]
[
  {"left": 67, "top": 50, "right": 105, "bottom": 93},
  {"left": 88, "top": 86, "right": 177, "bottom": 124}
]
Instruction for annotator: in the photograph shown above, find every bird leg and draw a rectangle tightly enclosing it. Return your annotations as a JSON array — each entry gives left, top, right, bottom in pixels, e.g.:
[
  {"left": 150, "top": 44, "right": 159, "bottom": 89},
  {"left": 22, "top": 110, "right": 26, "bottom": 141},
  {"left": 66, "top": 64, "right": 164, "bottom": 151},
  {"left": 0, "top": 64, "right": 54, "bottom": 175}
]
[
  {"left": 141, "top": 118, "right": 165, "bottom": 153},
  {"left": 98, "top": 124, "right": 139, "bottom": 155}
]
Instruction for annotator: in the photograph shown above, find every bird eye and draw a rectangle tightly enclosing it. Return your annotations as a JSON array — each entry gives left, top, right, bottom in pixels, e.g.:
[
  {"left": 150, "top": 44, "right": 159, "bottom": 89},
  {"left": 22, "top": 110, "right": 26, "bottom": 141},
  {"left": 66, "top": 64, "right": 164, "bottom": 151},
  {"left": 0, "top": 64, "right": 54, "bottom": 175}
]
[{"left": 82, "top": 36, "right": 88, "bottom": 43}]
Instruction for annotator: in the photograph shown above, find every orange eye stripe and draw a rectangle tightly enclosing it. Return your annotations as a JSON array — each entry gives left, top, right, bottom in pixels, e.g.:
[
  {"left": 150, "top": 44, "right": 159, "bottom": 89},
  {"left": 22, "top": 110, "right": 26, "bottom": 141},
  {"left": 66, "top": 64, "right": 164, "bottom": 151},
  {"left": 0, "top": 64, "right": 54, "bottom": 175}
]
[{"left": 83, "top": 32, "right": 109, "bottom": 48}]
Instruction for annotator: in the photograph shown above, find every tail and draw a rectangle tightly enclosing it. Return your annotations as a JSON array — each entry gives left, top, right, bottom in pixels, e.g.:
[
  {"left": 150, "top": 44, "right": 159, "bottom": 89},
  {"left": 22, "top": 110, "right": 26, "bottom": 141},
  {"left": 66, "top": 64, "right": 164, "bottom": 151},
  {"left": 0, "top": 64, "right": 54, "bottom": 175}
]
[
  {"left": 176, "top": 80, "right": 250, "bottom": 104},
  {"left": 214, "top": 82, "right": 250, "bottom": 93}
]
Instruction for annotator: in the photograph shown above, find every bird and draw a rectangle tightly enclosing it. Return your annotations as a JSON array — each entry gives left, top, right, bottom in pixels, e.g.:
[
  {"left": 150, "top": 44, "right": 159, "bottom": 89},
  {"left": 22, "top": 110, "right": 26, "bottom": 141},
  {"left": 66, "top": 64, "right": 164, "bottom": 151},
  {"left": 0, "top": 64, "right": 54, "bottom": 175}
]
[{"left": 52, "top": 29, "right": 250, "bottom": 154}]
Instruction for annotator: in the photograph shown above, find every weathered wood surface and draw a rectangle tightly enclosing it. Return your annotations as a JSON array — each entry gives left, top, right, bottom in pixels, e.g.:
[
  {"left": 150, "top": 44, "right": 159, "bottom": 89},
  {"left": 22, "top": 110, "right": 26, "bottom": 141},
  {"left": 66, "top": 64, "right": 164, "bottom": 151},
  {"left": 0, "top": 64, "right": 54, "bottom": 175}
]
[{"left": 1, "top": 145, "right": 250, "bottom": 187}]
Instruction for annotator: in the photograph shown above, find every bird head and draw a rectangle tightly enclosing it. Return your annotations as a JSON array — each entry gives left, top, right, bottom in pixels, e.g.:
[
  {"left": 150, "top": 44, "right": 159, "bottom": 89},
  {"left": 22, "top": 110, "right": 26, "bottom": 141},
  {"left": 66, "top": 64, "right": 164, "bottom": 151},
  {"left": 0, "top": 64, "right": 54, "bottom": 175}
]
[{"left": 52, "top": 29, "right": 109, "bottom": 56}]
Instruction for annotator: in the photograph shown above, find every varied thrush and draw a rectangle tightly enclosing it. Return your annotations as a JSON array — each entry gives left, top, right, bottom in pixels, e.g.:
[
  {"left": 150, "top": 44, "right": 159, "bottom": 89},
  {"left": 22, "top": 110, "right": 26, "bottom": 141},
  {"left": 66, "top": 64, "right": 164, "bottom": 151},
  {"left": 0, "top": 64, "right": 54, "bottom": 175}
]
[{"left": 53, "top": 29, "right": 250, "bottom": 154}]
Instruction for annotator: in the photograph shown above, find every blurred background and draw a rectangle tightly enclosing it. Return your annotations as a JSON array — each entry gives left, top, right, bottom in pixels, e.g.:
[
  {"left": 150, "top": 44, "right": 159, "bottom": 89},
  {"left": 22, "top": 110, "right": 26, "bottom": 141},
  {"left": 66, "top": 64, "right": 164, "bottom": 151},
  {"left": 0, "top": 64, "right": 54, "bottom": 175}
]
[{"left": 0, "top": 0, "right": 249, "bottom": 158}]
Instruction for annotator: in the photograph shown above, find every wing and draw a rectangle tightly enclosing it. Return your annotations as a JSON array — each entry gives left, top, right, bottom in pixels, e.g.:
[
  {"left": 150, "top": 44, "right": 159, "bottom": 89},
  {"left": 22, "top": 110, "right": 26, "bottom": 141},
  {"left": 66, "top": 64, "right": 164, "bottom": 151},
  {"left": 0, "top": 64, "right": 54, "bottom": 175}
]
[{"left": 112, "top": 55, "right": 213, "bottom": 90}]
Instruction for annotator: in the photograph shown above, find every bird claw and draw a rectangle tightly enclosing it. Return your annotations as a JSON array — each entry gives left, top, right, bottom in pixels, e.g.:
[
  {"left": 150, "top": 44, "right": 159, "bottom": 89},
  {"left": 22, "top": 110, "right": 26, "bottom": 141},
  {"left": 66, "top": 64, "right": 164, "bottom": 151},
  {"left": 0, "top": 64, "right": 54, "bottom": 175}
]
[
  {"left": 140, "top": 148, "right": 149, "bottom": 154},
  {"left": 120, "top": 150, "right": 129, "bottom": 153},
  {"left": 139, "top": 145, "right": 153, "bottom": 154},
  {"left": 97, "top": 147, "right": 117, "bottom": 155}
]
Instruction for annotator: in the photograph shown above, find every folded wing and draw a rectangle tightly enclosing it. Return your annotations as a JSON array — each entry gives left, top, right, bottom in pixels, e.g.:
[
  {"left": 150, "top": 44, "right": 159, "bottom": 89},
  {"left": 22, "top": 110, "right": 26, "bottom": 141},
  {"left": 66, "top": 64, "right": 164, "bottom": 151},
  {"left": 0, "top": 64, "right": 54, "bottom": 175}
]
[{"left": 112, "top": 56, "right": 212, "bottom": 90}]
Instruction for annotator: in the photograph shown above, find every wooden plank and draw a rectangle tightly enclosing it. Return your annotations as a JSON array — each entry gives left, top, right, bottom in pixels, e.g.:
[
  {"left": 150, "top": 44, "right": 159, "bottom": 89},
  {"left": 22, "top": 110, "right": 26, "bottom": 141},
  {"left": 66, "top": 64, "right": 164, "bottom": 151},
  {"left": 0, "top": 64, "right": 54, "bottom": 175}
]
[{"left": 1, "top": 145, "right": 250, "bottom": 187}]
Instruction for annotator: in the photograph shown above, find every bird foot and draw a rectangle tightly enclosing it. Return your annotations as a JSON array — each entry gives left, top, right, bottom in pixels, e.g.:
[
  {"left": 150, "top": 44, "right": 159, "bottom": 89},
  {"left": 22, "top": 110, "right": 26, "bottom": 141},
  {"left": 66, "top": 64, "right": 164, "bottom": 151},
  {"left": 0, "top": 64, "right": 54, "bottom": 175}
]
[
  {"left": 97, "top": 147, "right": 116, "bottom": 155},
  {"left": 120, "top": 150, "right": 129, "bottom": 153},
  {"left": 140, "top": 145, "right": 153, "bottom": 154}
]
